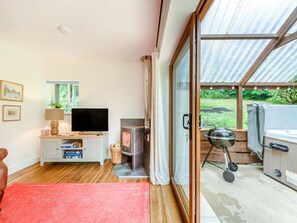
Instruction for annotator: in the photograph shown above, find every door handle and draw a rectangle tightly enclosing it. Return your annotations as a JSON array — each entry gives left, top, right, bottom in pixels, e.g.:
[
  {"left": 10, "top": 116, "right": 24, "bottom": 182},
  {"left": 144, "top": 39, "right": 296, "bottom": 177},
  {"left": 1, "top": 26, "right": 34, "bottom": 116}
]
[{"left": 183, "top": 114, "right": 190, "bottom": 130}]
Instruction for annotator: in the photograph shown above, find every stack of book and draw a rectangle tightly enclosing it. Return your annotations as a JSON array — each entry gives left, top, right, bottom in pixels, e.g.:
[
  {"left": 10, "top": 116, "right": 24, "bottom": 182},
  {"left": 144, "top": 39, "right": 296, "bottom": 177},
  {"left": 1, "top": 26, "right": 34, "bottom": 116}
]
[
  {"left": 63, "top": 150, "right": 83, "bottom": 159},
  {"left": 61, "top": 141, "right": 82, "bottom": 148}
]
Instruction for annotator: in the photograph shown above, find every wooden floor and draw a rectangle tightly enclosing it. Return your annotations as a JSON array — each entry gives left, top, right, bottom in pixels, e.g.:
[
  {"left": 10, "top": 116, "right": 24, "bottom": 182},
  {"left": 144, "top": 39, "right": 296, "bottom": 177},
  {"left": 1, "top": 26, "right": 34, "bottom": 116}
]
[{"left": 8, "top": 160, "right": 183, "bottom": 223}]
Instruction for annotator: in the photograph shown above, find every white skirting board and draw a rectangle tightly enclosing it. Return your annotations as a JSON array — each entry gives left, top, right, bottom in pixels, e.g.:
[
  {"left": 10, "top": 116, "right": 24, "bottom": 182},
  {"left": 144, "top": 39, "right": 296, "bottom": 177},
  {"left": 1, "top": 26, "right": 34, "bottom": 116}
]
[{"left": 8, "top": 156, "right": 40, "bottom": 175}]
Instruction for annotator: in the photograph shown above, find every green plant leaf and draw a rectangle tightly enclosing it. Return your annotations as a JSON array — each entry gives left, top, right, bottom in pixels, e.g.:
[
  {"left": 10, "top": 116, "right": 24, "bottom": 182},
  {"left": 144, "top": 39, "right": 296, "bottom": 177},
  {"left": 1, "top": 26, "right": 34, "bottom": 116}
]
[{"left": 48, "top": 102, "right": 63, "bottom": 108}]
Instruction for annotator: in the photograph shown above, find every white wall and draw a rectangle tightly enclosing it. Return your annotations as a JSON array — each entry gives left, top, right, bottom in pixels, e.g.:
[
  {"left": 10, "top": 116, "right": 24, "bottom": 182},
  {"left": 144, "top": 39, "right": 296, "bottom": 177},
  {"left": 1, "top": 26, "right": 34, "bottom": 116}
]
[
  {"left": 0, "top": 42, "right": 46, "bottom": 174},
  {"left": 46, "top": 61, "right": 145, "bottom": 145}
]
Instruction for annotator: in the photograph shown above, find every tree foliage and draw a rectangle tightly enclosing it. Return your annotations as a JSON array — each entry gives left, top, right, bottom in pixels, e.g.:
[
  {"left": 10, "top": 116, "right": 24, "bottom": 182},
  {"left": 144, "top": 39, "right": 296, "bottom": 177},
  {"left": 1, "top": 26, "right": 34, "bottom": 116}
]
[
  {"left": 201, "top": 89, "right": 271, "bottom": 100},
  {"left": 201, "top": 88, "right": 297, "bottom": 104},
  {"left": 268, "top": 89, "right": 297, "bottom": 104},
  {"left": 200, "top": 90, "right": 236, "bottom": 99},
  {"left": 242, "top": 90, "right": 271, "bottom": 100}
]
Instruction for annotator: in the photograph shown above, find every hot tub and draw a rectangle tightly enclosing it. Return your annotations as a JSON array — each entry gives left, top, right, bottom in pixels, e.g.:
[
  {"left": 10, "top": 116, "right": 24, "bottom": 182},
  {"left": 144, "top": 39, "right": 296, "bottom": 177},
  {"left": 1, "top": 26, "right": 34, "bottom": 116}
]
[
  {"left": 264, "top": 130, "right": 297, "bottom": 190},
  {"left": 247, "top": 104, "right": 297, "bottom": 159}
]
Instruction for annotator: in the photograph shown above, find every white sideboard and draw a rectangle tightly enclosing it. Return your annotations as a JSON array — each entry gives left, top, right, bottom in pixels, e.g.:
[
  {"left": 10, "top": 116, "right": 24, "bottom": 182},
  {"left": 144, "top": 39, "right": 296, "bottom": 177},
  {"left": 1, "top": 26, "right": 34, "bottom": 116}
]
[{"left": 40, "top": 133, "right": 108, "bottom": 166}]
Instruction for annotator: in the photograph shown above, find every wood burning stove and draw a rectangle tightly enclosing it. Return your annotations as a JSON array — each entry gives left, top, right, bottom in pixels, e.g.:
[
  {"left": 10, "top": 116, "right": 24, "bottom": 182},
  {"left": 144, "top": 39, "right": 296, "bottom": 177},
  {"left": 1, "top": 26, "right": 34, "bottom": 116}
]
[{"left": 121, "top": 126, "right": 144, "bottom": 171}]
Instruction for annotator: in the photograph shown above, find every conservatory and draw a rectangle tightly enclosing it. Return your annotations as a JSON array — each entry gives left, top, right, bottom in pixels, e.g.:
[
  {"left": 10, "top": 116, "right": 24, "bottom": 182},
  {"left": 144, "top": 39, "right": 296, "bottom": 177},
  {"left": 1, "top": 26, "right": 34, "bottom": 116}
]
[{"left": 168, "top": 0, "right": 297, "bottom": 222}]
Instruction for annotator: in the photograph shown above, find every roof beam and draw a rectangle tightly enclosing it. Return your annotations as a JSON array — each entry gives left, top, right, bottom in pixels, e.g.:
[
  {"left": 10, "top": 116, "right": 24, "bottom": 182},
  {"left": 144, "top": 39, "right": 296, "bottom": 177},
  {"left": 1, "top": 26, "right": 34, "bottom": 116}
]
[
  {"left": 245, "top": 82, "right": 297, "bottom": 87},
  {"left": 239, "top": 7, "right": 297, "bottom": 86},
  {"left": 200, "top": 86, "right": 236, "bottom": 90},
  {"left": 275, "top": 31, "right": 297, "bottom": 49},
  {"left": 201, "top": 34, "right": 278, "bottom": 40},
  {"left": 200, "top": 82, "right": 297, "bottom": 87},
  {"left": 201, "top": 82, "right": 239, "bottom": 86}
]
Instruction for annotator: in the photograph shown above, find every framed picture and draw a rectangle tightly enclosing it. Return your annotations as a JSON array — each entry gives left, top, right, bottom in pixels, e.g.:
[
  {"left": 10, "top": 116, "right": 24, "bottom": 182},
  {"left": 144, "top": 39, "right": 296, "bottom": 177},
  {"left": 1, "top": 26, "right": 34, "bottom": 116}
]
[
  {"left": 0, "top": 80, "right": 23, "bottom": 102},
  {"left": 2, "top": 105, "right": 21, "bottom": 121}
]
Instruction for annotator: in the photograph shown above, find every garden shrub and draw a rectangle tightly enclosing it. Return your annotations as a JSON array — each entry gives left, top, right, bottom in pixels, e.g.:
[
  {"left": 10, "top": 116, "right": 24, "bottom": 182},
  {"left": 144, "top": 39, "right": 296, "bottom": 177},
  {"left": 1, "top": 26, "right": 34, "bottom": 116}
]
[
  {"left": 242, "top": 90, "right": 271, "bottom": 100},
  {"left": 200, "top": 90, "right": 236, "bottom": 99},
  {"left": 268, "top": 89, "right": 297, "bottom": 104}
]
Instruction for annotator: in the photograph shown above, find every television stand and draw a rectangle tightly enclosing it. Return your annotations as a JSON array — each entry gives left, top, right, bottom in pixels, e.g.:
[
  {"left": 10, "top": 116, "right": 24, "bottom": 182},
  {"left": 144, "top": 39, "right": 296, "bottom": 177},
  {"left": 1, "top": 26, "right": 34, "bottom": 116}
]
[
  {"left": 79, "top": 131, "right": 103, "bottom": 136},
  {"left": 39, "top": 133, "right": 109, "bottom": 166}
]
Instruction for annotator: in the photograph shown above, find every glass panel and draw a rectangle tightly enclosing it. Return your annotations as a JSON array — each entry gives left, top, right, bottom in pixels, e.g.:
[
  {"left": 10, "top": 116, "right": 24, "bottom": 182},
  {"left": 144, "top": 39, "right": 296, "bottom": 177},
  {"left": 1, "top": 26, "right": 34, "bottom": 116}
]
[
  {"left": 202, "top": 0, "right": 297, "bottom": 34},
  {"left": 173, "top": 41, "right": 190, "bottom": 201},
  {"left": 47, "top": 82, "right": 79, "bottom": 113},
  {"left": 71, "top": 84, "right": 80, "bottom": 109},
  {"left": 248, "top": 40, "right": 297, "bottom": 83},
  {"left": 201, "top": 39, "right": 269, "bottom": 83},
  {"left": 58, "top": 84, "right": 69, "bottom": 112},
  {"left": 201, "top": 89, "right": 237, "bottom": 128}
]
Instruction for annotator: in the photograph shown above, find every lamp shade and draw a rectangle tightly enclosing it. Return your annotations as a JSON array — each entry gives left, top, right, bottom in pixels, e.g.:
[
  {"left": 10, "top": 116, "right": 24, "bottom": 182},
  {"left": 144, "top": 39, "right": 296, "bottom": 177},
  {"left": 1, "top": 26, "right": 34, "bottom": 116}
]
[{"left": 45, "top": 109, "right": 64, "bottom": 120}]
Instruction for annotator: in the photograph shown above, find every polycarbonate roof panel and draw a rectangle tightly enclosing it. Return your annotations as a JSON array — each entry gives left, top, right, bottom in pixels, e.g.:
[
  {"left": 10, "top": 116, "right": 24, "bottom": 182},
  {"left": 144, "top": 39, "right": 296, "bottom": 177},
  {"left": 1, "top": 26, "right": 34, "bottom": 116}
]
[
  {"left": 201, "top": 39, "right": 269, "bottom": 83},
  {"left": 248, "top": 40, "right": 297, "bottom": 83},
  {"left": 202, "top": 0, "right": 297, "bottom": 34}
]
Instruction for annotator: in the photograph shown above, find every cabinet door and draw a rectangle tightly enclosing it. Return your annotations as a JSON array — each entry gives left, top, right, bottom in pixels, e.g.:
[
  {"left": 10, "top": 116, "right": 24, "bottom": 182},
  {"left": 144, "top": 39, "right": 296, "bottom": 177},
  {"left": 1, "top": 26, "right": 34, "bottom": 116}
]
[
  {"left": 43, "top": 139, "right": 60, "bottom": 159},
  {"left": 83, "top": 139, "right": 100, "bottom": 160}
]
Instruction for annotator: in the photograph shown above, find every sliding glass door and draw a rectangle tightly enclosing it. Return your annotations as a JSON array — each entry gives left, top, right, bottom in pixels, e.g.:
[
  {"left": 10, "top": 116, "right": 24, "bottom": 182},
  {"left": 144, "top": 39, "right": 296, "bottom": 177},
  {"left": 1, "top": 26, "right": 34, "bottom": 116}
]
[
  {"left": 170, "top": 13, "right": 200, "bottom": 223},
  {"left": 172, "top": 39, "right": 191, "bottom": 205}
]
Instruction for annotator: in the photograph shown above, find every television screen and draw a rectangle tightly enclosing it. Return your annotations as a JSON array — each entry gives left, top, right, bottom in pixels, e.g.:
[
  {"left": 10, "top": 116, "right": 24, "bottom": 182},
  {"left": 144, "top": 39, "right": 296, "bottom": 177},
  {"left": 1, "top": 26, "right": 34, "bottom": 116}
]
[{"left": 71, "top": 108, "right": 108, "bottom": 132}]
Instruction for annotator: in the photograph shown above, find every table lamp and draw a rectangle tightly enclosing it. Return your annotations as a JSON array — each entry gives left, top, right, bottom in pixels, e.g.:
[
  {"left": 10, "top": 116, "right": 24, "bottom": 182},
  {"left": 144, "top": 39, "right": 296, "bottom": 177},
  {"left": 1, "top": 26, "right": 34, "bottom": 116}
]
[{"left": 45, "top": 108, "right": 64, "bottom": 135}]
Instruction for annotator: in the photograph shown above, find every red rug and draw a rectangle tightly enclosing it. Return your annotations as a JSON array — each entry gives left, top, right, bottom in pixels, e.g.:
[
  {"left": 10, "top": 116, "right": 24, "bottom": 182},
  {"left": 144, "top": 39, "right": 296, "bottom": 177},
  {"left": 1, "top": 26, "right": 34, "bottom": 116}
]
[{"left": 0, "top": 183, "right": 150, "bottom": 223}]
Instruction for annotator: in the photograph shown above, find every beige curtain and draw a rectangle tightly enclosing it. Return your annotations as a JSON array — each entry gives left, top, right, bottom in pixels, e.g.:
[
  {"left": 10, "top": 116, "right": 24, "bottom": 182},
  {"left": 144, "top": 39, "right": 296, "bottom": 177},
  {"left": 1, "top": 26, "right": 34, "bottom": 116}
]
[{"left": 149, "top": 50, "right": 170, "bottom": 185}]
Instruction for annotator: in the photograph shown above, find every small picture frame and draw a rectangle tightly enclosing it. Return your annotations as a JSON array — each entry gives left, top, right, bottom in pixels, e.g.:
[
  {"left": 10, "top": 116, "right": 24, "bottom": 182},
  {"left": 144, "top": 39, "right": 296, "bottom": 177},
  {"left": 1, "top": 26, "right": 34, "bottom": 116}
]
[
  {"left": 0, "top": 80, "right": 23, "bottom": 102},
  {"left": 2, "top": 105, "right": 21, "bottom": 121}
]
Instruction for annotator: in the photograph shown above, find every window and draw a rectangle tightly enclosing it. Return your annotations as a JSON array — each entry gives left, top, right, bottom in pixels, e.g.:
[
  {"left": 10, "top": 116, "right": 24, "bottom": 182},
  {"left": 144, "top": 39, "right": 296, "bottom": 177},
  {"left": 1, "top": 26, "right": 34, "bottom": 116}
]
[{"left": 46, "top": 81, "right": 79, "bottom": 113}]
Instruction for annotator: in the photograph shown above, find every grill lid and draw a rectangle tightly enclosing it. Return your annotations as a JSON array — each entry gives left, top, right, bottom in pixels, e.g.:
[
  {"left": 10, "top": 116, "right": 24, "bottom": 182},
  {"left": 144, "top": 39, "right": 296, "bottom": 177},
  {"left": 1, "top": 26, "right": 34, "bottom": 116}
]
[{"left": 205, "top": 127, "right": 236, "bottom": 148}]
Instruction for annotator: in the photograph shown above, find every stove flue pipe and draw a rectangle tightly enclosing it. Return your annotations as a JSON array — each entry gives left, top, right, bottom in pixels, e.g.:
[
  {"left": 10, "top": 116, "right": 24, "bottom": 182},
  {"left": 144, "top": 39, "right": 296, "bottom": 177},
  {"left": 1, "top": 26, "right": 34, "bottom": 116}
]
[{"left": 140, "top": 55, "right": 152, "bottom": 133}]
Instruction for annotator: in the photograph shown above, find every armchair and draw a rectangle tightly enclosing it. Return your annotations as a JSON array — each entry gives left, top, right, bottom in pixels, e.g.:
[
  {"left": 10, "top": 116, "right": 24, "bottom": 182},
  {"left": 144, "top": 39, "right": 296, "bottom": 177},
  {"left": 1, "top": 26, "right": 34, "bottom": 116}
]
[{"left": 0, "top": 148, "right": 8, "bottom": 203}]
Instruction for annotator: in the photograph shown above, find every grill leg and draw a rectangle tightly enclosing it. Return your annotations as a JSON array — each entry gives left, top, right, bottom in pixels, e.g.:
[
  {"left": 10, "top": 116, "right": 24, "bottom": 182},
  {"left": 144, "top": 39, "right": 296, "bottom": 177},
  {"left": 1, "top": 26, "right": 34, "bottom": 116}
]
[
  {"left": 223, "top": 146, "right": 238, "bottom": 172},
  {"left": 223, "top": 147, "right": 229, "bottom": 170},
  {"left": 226, "top": 147, "right": 233, "bottom": 163},
  {"left": 202, "top": 146, "right": 214, "bottom": 167}
]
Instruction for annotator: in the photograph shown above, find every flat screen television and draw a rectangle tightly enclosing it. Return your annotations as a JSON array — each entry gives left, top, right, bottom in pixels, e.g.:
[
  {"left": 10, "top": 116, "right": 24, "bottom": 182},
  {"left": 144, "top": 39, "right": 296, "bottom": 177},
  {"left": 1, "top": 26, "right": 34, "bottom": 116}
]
[{"left": 71, "top": 108, "right": 108, "bottom": 132}]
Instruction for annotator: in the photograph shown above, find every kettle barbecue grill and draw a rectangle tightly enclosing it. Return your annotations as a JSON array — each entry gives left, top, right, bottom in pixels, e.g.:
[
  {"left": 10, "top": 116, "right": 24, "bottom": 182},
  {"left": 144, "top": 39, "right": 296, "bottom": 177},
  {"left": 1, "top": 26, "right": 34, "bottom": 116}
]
[{"left": 202, "top": 127, "right": 238, "bottom": 182}]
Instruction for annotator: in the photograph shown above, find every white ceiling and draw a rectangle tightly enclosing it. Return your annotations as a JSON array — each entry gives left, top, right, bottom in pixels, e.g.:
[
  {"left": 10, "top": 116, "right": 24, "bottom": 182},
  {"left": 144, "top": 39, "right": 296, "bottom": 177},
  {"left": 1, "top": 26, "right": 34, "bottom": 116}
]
[{"left": 0, "top": 0, "right": 161, "bottom": 62}]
